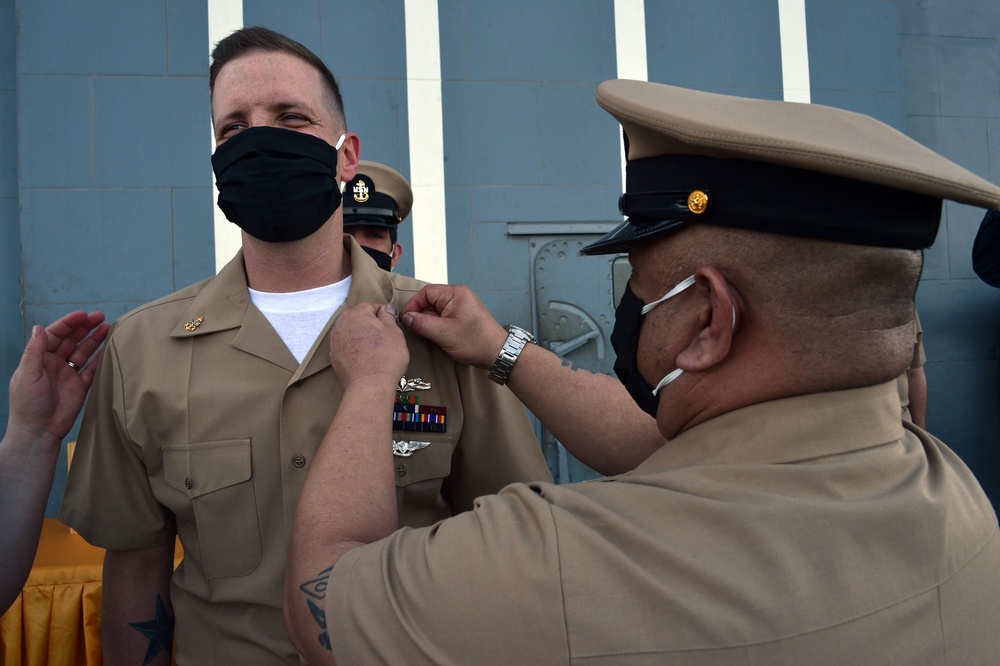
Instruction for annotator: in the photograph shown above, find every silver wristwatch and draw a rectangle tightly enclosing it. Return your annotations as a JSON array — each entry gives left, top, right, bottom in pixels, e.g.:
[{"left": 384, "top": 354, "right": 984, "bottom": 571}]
[{"left": 488, "top": 325, "right": 537, "bottom": 385}]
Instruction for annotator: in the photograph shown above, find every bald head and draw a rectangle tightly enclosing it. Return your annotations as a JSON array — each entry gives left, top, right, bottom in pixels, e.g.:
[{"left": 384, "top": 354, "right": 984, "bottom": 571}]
[{"left": 638, "top": 224, "right": 922, "bottom": 408}]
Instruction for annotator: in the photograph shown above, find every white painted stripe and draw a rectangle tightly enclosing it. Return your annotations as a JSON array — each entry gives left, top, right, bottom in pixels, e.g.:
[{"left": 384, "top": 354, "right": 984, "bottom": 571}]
[
  {"left": 778, "top": 0, "right": 811, "bottom": 103},
  {"left": 404, "top": 0, "right": 448, "bottom": 284},
  {"left": 208, "top": 0, "right": 244, "bottom": 273},
  {"left": 614, "top": 0, "right": 648, "bottom": 200}
]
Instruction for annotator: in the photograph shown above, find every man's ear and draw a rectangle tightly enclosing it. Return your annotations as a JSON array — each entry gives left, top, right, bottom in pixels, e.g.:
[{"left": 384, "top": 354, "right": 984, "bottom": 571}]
[
  {"left": 676, "top": 266, "right": 738, "bottom": 373},
  {"left": 390, "top": 243, "right": 403, "bottom": 269},
  {"left": 339, "top": 132, "right": 361, "bottom": 182}
]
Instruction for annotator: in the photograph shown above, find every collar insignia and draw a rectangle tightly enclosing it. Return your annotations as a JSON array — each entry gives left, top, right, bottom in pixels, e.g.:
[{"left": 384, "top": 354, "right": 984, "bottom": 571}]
[{"left": 183, "top": 316, "right": 204, "bottom": 332}]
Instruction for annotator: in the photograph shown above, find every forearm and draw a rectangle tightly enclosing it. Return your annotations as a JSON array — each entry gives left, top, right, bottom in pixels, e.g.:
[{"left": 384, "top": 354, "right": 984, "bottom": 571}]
[
  {"left": 506, "top": 344, "right": 664, "bottom": 475},
  {"left": 102, "top": 545, "right": 176, "bottom": 666},
  {"left": 285, "top": 377, "right": 399, "bottom": 664},
  {"left": 0, "top": 427, "right": 61, "bottom": 611}
]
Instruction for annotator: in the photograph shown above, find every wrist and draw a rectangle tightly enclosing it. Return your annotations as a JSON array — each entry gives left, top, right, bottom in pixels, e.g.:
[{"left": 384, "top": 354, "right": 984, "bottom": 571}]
[
  {"left": 2, "top": 420, "right": 63, "bottom": 457},
  {"left": 488, "top": 325, "right": 537, "bottom": 385}
]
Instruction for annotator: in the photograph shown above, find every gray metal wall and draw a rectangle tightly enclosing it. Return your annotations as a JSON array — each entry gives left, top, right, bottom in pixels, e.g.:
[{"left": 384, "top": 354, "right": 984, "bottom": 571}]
[{"left": 3, "top": 1, "right": 998, "bottom": 512}]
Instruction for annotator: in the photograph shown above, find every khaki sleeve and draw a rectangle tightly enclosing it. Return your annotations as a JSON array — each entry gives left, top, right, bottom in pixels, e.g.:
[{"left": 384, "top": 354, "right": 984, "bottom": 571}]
[
  {"left": 58, "top": 324, "right": 176, "bottom": 549},
  {"left": 442, "top": 363, "right": 553, "bottom": 513},
  {"left": 326, "top": 485, "right": 567, "bottom": 664}
]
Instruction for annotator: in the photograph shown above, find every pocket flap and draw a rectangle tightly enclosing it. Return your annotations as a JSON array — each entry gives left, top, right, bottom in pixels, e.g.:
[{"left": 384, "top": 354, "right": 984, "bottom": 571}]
[
  {"left": 393, "top": 434, "right": 454, "bottom": 487},
  {"left": 163, "top": 439, "right": 251, "bottom": 498}
]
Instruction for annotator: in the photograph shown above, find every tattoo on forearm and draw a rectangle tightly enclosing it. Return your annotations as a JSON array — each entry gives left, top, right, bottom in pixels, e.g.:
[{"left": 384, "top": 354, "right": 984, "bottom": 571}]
[
  {"left": 128, "top": 595, "right": 174, "bottom": 665},
  {"left": 560, "top": 358, "right": 581, "bottom": 371},
  {"left": 300, "top": 566, "right": 334, "bottom": 651}
]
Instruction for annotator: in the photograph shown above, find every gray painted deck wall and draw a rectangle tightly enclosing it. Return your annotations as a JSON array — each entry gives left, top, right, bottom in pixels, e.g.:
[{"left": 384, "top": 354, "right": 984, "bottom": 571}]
[{"left": 2, "top": 0, "right": 998, "bottom": 512}]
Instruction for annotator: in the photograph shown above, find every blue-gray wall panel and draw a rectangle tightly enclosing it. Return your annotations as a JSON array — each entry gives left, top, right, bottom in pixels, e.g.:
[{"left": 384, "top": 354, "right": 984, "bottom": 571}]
[
  {"left": 172, "top": 187, "right": 217, "bottom": 288},
  {"left": 464, "top": 2, "right": 606, "bottom": 83},
  {"left": 341, "top": 79, "right": 405, "bottom": 167},
  {"left": 646, "top": 1, "right": 781, "bottom": 95},
  {"left": 320, "top": 0, "right": 406, "bottom": 80},
  {"left": 726, "top": 2, "right": 783, "bottom": 90},
  {"left": 537, "top": 83, "right": 619, "bottom": 187},
  {"left": 93, "top": 76, "right": 209, "bottom": 188},
  {"left": 472, "top": 186, "right": 607, "bottom": 224},
  {"left": 919, "top": 278, "right": 1000, "bottom": 363},
  {"left": 438, "top": 0, "right": 467, "bottom": 81},
  {"left": 479, "top": 288, "right": 533, "bottom": 335},
  {"left": 472, "top": 222, "right": 523, "bottom": 292},
  {"left": 0, "top": 196, "right": 21, "bottom": 436},
  {"left": 901, "top": 35, "right": 940, "bottom": 116},
  {"left": 935, "top": 37, "right": 1000, "bottom": 119},
  {"left": 807, "top": 1, "right": 901, "bottom": 99},
  {"left": 0, "top": 0, "right": 12, "bottom": 87},
  {"left": 21, "top": 189, "right": 175, "bottom": 304},
  {"left": 0, "top": 88, "right": 16, "bottom": 198},
  {"left": 0, "top": 0, "right": 14, "bottom": 438},
  {"left": 242, "top": 1, "right": 322, "bottom": 52},
  {"left": 900, "top": 0, "right": 1000, "bottom": 39},
  {"left": 946, "top": 203, "right": 989, "bottom": 281},
  {"left": 646, "top": 0, "right": 731, "bottom": 89},
  {"left": 845, "top": 1, "right": 901, "bottom": 92},
  {"left": 168, "top": 0, "right": 210, "bottom": 75},
  {"left": 989, "top": 117, "right": 1000, "bottom": 183},
  {"left": 17, "top": 76, "right": 92, "bottom": 189},
  {"left": 19, "top": 0, "right": 168, "bottom": 75},
  {"left": 441, "top": 81, "right": 538, "bottom": 186},
  {"left": 444, "top": 185, "right": 473, "bottom": 286}
]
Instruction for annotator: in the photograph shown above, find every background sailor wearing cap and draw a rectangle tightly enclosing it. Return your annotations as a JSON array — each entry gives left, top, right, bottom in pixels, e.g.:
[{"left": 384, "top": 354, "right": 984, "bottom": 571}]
[
  {"left": 284, "top": 80, "right": 1000, "bottom": 664},
  {"left": 342, "top": 161, "right": 410, "bottom": 271}
]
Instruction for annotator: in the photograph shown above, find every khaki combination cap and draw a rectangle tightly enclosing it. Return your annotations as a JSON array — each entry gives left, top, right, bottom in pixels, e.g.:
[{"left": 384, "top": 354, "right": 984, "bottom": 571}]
[
  {"left": 583, "top": 80, "right": 1000, "bottom": 255},
  {"left": 344, "top": 161, "right": 413, "bottom": 230}
]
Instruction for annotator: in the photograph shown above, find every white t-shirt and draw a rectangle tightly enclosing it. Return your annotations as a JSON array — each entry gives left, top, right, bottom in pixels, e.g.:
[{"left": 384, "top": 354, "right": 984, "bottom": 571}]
[{"left": 249, "top": 276, "right": 352, "bottom": 364}]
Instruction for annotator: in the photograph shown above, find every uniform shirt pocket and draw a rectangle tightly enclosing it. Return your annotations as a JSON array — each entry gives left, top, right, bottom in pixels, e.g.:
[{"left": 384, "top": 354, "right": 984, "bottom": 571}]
[
  {"left": 393, "top": 434, "right": 456, "bottom": 526},
  {"left": 163, "top": 439, "right": 262, "bottom": 580}
]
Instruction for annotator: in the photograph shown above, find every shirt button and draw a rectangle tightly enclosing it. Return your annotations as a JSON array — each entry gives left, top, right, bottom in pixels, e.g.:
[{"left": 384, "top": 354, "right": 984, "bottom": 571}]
[
  {"left": 185, "top": 477, "right": 193, "bottom": 490},
  {"left": 292, "top": 454, "right": 306, "bottom": 468},
  {"left": 395, "top": 464, "right": 407, "bottom": 477}
]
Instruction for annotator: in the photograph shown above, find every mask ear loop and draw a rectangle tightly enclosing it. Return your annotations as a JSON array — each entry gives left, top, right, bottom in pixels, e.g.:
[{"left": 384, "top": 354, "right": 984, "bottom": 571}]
[
  {"left": 334, "top": 133, "right": 348, "bottom": 193},
  {"left": 640, "top": 275, "right": 696, "bottom": 315},
  {"left": 649, "top": 283, "right": 738, "bottom": 397}
]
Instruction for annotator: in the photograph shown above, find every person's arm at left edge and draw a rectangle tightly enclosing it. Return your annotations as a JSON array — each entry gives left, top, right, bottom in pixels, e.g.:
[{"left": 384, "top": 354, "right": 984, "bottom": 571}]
[
  {"left": 906, "top": 366, "right": 927, "bottom": 428},
  {"left": 285, "top": 303, "right": 409, "bottom": 666},
  {"left": 0, "top": 311, "right": 108, "bottom": 612}
]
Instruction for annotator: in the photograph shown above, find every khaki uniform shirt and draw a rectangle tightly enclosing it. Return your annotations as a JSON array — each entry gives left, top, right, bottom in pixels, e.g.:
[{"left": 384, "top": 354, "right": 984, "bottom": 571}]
[
  {"left": 60, "top": 238, "right": 551, "bottom": 664},
  {"left": 328, "top": 381, "right": 1000, "bottom": 664}
]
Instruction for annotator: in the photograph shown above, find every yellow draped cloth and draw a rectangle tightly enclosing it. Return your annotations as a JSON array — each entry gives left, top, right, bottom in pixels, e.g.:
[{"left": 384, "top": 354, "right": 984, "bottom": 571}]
[{"left": 1, "top": 519, "right": 182, "bottom": 665}]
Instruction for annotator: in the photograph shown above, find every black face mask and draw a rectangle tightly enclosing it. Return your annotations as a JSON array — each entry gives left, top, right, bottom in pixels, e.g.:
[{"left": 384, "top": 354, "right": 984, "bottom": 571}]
[
  {"left": 611, "top": 283, "right": 660, "bottom": 417},
  {"left": 212, "top": 127, "right": 344, "bottom": 243},
  {"left": 360, "top": 244, "right": 393, "bottom": 271}
]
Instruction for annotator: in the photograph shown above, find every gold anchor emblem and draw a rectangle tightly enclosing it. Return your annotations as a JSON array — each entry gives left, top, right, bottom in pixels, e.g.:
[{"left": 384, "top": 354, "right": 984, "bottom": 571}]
[
  {"left": 184, "top": 316, "right": 204, "bottom": 332},
  {"left": 353, "top": 179, "right": 370, "bottom": 203},
  {"left": 687, "top": 190, "right": 709, "bottom": 214}
]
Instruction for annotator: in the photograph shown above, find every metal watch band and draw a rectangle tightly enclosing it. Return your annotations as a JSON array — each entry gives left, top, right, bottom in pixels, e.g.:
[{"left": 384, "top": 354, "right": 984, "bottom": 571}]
[{"left": 488, "top": 325, "right": 537, "bottom": 385}]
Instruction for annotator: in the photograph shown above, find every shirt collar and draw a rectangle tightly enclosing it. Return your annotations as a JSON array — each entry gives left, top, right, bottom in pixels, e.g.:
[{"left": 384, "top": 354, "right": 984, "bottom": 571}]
[{"left": 634, "top": 381, "right": 906, "bottom": 473}]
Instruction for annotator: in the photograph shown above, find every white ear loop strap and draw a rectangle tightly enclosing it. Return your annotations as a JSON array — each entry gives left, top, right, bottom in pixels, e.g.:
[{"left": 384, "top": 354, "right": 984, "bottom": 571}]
[
  {"left": 649, "top": 292, "right": 739, "bottom": 397},
  {"left": 335, "top": 133, "right": 348, "bottom": 193},
  {"left": 640, "top": 275, "right": 696, "bottom": 315}
]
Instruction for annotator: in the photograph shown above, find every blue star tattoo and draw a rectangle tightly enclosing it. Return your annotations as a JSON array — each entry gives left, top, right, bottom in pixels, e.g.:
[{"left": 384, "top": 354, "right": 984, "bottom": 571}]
[{"left": 128, "top": 595, "right": 174, "bottom": 665}]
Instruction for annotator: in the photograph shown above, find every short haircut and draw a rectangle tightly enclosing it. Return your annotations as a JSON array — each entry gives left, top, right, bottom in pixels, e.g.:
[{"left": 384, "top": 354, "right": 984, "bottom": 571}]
[
  {"left": 389, "top": 227, "right": 398, "bottom": 246},
  {"left": 209, "top": 26, "right": 346, "bottom": 125}
]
